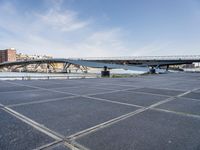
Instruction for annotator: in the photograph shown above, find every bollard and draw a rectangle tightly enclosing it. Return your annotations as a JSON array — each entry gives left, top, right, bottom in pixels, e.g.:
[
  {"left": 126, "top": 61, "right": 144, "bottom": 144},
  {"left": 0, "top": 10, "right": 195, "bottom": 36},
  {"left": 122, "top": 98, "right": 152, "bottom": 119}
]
[
  {"left": 101, "top": 66, "right": 110, "bottom": 77},
  {"left": 149, "top": 68, "right": 156, "bottom": 74}
]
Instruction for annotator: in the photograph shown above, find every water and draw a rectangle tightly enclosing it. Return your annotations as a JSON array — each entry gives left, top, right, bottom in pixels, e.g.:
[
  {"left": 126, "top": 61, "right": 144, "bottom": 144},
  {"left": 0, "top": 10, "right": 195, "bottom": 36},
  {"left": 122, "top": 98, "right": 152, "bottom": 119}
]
[
  {"left": 0, "top": 72, "right": 97, "bottom": 80},
  {"left": 183, "top": 68, "right": 200, "bottom": 72},
  {"left": 0, "top": 69, "right": 145, "bottom": 80}
]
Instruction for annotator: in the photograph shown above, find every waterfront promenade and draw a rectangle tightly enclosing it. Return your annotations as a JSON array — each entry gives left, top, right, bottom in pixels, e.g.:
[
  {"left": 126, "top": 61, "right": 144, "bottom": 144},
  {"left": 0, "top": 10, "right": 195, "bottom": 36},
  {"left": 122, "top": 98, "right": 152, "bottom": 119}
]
[{"left": 0, "top": 72, "right": 200, "bottom": 150}]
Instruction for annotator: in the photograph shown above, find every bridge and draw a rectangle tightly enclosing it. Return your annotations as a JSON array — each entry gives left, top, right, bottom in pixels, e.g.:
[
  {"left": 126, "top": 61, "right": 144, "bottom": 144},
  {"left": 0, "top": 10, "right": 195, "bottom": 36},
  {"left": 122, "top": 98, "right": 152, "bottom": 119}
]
[
  {"left": 82, "top": 55, "right": 200, "bottom": 66},
  {"left": 0, "top": 55, "right": 200, "bottom": 74}
]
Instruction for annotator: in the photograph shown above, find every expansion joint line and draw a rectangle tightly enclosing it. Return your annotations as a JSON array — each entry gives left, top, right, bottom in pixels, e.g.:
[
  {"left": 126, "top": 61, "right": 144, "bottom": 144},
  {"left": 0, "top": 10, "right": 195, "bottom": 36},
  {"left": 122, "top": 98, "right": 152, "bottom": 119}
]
[
  {"left": 1, "top": 106, "right": 81, "bottom": 150},
  {"left": 68, "top": 89, "right": 195, "bottom": 145},
  {"left": 2, "top": 80, "right": 200, "bottom": 150}
]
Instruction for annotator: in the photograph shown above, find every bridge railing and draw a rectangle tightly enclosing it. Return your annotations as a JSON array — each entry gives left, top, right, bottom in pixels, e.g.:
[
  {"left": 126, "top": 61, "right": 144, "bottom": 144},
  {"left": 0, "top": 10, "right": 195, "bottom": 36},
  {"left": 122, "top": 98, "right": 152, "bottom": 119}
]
[
  {"left": 77, "top": 55, "right": 200, "bottom": 60},
  {"left": 0, "top": 74, "right": 99, "bottom": 80}
]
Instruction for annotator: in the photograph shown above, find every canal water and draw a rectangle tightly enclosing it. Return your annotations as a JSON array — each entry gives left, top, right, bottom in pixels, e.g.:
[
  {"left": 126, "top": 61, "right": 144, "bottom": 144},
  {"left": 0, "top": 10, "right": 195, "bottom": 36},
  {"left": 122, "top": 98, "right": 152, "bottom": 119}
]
[{"left": 0, "top": 69, "right": 144, "bottom": 80}]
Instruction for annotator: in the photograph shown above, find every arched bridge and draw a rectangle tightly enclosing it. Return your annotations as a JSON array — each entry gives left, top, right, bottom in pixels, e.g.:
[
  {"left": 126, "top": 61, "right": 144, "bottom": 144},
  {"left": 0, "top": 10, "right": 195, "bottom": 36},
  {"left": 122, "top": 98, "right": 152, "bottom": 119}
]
[{"left": 0, "top": 55, "right": 200, "bottom": 73}]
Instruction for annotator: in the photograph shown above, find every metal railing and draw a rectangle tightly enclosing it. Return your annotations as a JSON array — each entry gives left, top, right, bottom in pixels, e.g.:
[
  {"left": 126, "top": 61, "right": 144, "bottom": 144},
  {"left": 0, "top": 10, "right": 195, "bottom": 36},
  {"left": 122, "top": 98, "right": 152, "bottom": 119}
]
[
  {"left": 0, "top": 74, "right": 99, "bottom": 80},
  {"left": 78, "top": 55, "right": 200, "bottom": 60}
]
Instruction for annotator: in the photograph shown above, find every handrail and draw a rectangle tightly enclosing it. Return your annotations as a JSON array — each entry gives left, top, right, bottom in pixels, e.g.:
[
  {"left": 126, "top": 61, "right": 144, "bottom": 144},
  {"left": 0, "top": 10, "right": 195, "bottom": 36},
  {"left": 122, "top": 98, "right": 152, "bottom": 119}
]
[{"left": 0, "top": 75, "right": 99, "bottom": 80}]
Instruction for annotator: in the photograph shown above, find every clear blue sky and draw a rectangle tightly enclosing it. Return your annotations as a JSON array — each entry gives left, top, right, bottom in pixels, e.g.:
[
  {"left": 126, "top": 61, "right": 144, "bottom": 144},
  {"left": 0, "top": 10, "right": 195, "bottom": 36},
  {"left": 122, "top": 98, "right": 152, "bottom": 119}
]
[{"left": 0, "top": 0, "right": 200, "bottom": 57}]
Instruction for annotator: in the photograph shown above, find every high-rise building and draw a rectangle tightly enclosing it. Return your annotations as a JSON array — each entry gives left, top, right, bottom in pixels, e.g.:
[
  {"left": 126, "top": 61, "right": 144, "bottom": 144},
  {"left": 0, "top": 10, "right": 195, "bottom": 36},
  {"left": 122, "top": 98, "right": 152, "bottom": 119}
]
[{"left": 0, "top": 48, "right": 16, "bottom": 63}]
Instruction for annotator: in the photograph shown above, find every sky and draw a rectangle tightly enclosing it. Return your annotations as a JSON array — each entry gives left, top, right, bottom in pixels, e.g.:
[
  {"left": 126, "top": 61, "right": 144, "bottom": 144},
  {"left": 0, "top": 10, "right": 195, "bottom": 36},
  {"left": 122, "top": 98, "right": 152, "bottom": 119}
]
[{"left": 0, "top": 0, "right": 200, "bottom": 57}]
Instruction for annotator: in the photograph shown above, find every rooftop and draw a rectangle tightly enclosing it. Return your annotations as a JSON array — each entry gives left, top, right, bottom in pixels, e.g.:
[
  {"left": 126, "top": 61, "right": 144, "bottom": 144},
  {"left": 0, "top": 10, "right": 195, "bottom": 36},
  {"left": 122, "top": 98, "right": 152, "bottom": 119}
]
[{"left": 0, "top": 72, "right": 200, "bottom": 150}]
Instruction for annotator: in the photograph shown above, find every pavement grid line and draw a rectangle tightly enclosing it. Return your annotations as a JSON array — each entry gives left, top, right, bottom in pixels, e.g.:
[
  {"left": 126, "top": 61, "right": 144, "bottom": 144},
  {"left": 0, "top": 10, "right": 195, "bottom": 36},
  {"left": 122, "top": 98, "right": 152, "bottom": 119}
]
[{"left": 1, "top": 79, "right": 200, "bottom": 150}]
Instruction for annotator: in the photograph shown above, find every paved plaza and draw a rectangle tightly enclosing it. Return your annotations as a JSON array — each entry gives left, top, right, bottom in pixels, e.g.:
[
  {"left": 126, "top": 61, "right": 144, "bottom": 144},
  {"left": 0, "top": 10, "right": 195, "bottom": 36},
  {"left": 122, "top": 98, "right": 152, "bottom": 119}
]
[{"left": 0, "top": 72, "right": 200, "bottom": 150}]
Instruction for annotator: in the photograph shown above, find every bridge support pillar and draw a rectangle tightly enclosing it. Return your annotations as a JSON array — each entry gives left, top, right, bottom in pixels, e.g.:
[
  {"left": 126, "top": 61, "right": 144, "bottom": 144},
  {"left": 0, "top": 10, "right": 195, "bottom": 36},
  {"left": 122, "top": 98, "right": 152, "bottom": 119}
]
[
  {"left": 101, "top": 66, "right": 110, "bottom": 77},
  {"left": 149, "top": 67, "right": 156, "bottom": 74},
  {"left": 166, "top": 65, "right": 169, "bottom": 71}
]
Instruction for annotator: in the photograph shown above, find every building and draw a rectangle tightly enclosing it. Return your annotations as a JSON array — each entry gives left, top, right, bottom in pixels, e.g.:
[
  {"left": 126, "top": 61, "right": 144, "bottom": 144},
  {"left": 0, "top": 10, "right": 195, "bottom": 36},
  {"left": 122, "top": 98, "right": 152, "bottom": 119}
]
[
  {"left": 182, "top": 63, "right": 195, "bottom": 68},
  {"left": 15, "top": 52, "right": 53, "bottom": 72},
  {"left": 16, "top": 53, "right": 52, "bottom": 61},
  {"left": 0, "top": 48, "right": 16, "bottom": 63}
]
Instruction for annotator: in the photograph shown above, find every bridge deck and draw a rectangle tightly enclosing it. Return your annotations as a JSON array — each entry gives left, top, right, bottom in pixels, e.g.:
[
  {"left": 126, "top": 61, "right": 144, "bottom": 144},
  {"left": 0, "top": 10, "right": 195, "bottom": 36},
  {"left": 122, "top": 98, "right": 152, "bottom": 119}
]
[{"left": 0, "top": 72, "right": 200, "bottom": 150}]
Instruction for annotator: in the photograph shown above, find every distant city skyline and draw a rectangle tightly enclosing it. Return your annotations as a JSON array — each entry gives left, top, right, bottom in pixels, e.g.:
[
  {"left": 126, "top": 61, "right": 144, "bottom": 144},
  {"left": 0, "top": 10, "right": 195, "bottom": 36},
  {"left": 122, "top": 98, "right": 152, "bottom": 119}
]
[{"left": 0, "top": 0, "right": 200, "bottom": 57}]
